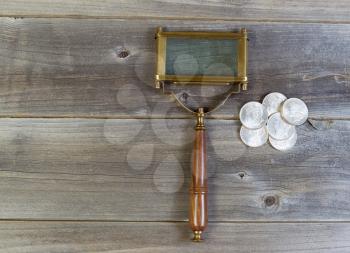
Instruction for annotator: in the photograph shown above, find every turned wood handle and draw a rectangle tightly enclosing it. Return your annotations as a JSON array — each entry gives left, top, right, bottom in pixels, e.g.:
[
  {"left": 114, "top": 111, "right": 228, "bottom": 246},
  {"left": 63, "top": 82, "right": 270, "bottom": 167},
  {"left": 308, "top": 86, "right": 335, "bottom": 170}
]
[{"left": 189, "top": 109, "right": 208, "bottom": 241}]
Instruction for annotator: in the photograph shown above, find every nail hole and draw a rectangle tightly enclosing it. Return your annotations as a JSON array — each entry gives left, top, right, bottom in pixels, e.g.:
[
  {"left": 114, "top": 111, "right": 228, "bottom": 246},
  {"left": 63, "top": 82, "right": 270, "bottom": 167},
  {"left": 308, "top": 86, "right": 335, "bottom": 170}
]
[
  {"left": 264, "top": 196, "right": 276, "bottom": 207},
  {"left": 238, "top": 172, "right": 245, "bottom": 179},
  {"left": 117, "top": 49, "right": 130, "bottom": 59}
]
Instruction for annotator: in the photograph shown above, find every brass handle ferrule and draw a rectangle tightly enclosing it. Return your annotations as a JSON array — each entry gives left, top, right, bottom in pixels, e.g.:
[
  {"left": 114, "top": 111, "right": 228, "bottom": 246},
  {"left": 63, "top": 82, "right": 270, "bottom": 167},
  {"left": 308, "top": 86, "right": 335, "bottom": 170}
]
[{"left": 195, "top": 108, "right": 205, "bottom": 130}]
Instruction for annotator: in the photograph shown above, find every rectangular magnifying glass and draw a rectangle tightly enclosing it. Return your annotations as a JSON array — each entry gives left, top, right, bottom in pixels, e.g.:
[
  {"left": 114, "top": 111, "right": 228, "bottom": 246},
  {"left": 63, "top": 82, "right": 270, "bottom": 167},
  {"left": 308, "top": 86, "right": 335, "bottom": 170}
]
[
  {"left": 155, "top": 28, "right": 248, "bottom": 87},
  {"left": 154, "top": 27, "right": 248, "bottom": 242}
]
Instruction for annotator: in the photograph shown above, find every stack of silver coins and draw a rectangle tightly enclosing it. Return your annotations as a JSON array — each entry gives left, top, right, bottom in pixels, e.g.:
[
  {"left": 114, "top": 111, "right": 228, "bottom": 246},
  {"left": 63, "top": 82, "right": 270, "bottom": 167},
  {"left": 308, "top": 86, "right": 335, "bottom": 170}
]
[{"left": 239, "top": 92, "right": 308, "bottom": 151}]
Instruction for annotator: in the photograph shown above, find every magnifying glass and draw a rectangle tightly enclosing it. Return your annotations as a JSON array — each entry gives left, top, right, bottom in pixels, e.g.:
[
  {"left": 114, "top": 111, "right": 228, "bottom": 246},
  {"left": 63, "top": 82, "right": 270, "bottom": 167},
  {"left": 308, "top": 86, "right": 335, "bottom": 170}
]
[{"left": 155, "top": 27, "right": 248, "bottom": 241}]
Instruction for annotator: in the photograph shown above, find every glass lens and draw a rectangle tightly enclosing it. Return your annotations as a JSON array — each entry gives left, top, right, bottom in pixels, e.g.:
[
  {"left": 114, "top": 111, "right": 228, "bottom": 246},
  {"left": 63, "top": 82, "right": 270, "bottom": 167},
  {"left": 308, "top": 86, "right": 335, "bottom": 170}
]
[{"left": 166, "top": 38, "right": 238, "bottom": 76}]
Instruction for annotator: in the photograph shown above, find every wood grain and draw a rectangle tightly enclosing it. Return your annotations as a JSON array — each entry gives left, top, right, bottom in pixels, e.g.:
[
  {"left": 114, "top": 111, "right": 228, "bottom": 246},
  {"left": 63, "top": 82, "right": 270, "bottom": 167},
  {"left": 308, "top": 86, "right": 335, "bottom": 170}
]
[
  {"left": 190, "top": 127, "right": 208, "bottom": 237},
  {"left": 0, "top": 18, "right": 349, "bottom": 119},
  {"left": 1, "top": 221, "right": 350, "bottom": 252},
  {"left": 1, "top": 0, "right": 350, "bottom": 23},
  {"left": 1, "top": 1, "right": 349, "bottom": 250},
  {"left": 0, "top": 118, "right": 348, "bottom": 221}
]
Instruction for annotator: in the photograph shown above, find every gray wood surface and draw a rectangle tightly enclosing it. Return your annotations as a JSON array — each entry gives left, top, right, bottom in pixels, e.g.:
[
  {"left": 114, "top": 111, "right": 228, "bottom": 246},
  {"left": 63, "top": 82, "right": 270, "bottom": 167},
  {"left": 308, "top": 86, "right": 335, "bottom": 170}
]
[
  {"left": 1, "top": 221, "right": 349, "bottom": 252},
  {"left": 1, "top": 0, "right": 350, "bottom": 23},
  {"left": 1, "top": 2, "right": 350, "bottom": 250},
  {"left": 0, "top": 18, "right": 349, "bottom": 119},
  {"left": 0, "top": 118, "right": 348, "bottom": 221}
]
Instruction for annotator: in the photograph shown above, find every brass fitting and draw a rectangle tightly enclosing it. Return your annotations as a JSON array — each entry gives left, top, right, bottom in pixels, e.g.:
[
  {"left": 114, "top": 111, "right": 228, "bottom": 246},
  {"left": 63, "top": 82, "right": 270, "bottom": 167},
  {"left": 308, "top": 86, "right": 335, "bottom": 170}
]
[
  {"left": 192, "top": 231, "right": 202, "bottom": 242},
  {"left": 195, "top": 108, "right": 205, "bottom": 130}
]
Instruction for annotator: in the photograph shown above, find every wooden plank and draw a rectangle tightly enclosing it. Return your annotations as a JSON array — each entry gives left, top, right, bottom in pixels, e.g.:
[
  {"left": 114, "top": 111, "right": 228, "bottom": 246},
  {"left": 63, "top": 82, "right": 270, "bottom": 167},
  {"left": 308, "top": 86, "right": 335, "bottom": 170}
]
[
  {"left": 0, "top": 18, "right": 349, "bottom": 119},
  {"left": 1, "top": 221, "right": 350, "bottom": 252},
  {"left": 1, "top": 0, "right": 350, "bottom": 23},
  {"left": 0, "top": 118, "right": 349, "bottom": 221}
]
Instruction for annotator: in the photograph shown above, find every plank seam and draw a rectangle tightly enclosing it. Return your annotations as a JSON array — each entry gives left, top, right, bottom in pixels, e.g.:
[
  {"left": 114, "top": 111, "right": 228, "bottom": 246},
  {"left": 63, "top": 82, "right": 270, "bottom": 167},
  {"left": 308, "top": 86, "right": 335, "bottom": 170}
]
[
  {"left": 0, "top": 116, "right": 347, "bottom": 121},
  {"left": 2, "top": 14, "right": 350, "bottom": 25},
  {"left": 1, "top": 219, "right": 350, "bottom": 224}
]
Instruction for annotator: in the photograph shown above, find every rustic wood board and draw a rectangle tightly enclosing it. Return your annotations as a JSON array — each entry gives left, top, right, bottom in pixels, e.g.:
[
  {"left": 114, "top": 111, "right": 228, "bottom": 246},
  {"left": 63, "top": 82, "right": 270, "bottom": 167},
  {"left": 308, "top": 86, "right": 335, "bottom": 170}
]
[
  {"left": 1, "top": 0, "right": 350, "bottom": 23},
  {"left": 0, "top": 118, "right": 348, "bottom": 221},
  {"left": 0, "top": 1, "right": 349, "bottom": 251},
  {"left": 1, "top": 221, "right": 350, "bottom": 252},
  {"left": 0, "top": 18, "right": 349, "bottom": 119}
]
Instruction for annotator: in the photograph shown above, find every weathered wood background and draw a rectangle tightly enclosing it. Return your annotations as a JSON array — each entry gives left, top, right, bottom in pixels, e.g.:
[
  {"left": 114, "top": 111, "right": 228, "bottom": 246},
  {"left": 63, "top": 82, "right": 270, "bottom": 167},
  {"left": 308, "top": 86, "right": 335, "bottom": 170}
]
[{"left": 0, "top": 1, "right": 350, "bottom": 252}]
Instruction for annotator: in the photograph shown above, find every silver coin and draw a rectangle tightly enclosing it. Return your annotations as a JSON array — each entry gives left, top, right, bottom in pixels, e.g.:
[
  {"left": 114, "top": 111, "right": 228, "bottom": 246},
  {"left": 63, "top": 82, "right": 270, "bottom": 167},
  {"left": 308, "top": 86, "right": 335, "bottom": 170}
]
[
  {"left": 269, "top": 128, "right": 297, "bottom": 151},
  {"left": 267, "top": 112, "right": 295, "bottom": 140},
  {"left": 262, "top": 92, "right": 287, "bottom": 116},
  {"left": 281, "top": 98, "right": 308, "bottom": 126},
  {"left": 239, "top": 101, "right": 268, "bottom": 129},
  {"left": 240, "top": 125, "right": 268, "bottom": 147}
]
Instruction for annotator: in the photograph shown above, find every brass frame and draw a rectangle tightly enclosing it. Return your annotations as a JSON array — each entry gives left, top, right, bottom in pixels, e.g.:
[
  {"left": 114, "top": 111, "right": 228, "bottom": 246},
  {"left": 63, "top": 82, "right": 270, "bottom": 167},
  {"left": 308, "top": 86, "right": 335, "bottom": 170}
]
[{"left": 155, "top": 27, "right": 248, "bottom": 90}]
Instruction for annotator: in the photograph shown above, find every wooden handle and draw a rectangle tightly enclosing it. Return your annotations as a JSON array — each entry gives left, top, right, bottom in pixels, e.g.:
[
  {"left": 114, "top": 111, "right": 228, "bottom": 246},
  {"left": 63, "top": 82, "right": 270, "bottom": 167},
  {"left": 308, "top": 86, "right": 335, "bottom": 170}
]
[{"left": 189, "top": 108, "right": 208, "bottom": 241}]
